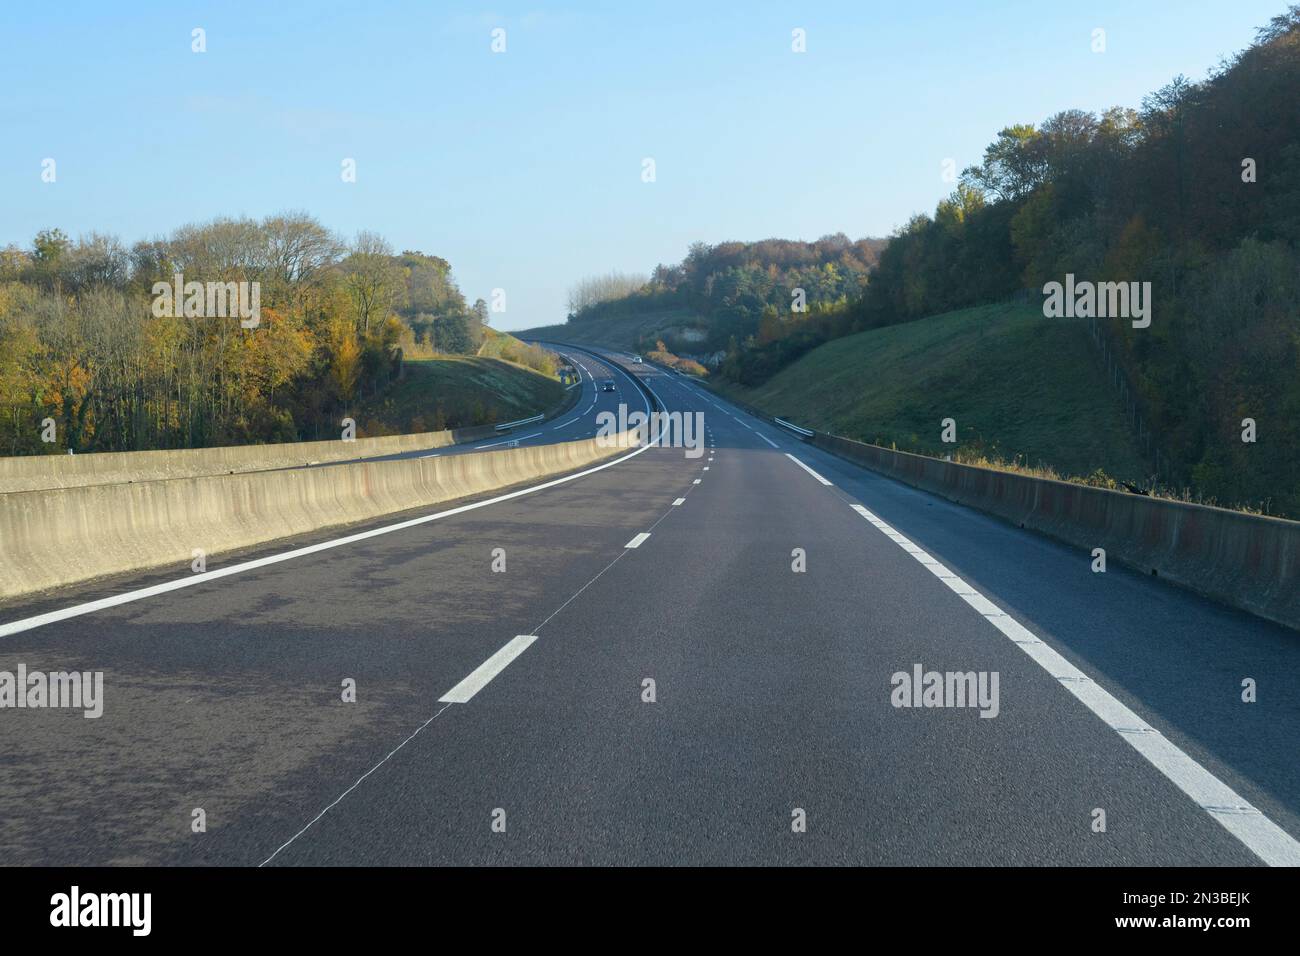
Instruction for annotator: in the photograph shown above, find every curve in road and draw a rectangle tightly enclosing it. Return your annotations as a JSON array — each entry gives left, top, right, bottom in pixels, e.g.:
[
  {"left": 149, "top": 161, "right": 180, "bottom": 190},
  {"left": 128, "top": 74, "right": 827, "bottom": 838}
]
[{"left": 1, "top": 346, "right": 1297, "bottom": 867}]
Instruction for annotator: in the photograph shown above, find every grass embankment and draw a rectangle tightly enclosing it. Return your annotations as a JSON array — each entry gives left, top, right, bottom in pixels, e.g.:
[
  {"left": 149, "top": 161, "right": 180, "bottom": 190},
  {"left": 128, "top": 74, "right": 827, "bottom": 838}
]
[
  {"left": 475, "top": 327, "right": 561, "bottom": 372},
  {"left": 716, "top": 302, "right": 1149, "bottom": 486},
  {"left": 353, "top": 354, "right": 565, "bottom": 436},
  {"left": 521, "top": 308, "right": 700, "bottom": 352}
]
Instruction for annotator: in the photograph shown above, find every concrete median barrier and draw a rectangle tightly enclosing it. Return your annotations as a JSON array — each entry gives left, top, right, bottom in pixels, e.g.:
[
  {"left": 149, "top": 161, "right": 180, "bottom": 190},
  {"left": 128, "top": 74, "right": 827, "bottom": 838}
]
[
  {"left": 0, "top": 431, "right": 638, "bottom": 601},
  {"left": 0, "top": 372, "right": 585, "bottom": 494},
  {"left": 0, "top": 425, "right": 504, "bottom": 493},
  {"left": 813, "top": 432, "right": 1300, "bottom": 632}
]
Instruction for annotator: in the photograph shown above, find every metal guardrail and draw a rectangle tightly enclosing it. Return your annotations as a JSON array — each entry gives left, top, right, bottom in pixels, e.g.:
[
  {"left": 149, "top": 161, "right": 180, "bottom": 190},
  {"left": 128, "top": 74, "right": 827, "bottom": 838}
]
[
  {"left": 773, "top": 417, "right": 814, "bottom": 438},
  {"left": 494, "top": 413, "right": 545, "bottom": 432}
]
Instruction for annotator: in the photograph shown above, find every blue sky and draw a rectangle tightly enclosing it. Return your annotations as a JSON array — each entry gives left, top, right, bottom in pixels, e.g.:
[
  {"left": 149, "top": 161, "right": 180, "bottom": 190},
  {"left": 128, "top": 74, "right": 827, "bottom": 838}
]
[{"left": 0, "top": 1, "right": 1284, "bottom": 329}]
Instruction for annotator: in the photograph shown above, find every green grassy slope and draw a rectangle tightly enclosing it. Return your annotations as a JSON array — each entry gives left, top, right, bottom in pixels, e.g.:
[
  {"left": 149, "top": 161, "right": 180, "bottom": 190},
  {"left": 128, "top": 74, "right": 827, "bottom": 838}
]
[
  {"left": 354, "top": 355, "right": 565, "bottom": 436},
  {"left": 519, "top": 308, "right": 701, "bottom": 351},
  {"left": 717, "top": 302, "right": 1149, "bottom": 483}
]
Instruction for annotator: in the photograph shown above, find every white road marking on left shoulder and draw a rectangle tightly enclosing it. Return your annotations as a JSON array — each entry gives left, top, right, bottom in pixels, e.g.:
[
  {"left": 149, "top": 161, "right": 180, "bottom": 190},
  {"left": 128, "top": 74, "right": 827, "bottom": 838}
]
[{"left": 0, "top": 383, "right": 672, "bottom": 640}]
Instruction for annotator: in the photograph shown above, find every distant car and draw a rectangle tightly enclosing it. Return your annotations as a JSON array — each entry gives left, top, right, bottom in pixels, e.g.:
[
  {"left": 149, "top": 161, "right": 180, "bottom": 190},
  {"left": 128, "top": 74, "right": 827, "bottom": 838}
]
[
  {"left": 600, "top": 380, "right": 617, "bottom": 392},
  {"left": 632, "top": 355, "right": 643, "bottom": 363}
]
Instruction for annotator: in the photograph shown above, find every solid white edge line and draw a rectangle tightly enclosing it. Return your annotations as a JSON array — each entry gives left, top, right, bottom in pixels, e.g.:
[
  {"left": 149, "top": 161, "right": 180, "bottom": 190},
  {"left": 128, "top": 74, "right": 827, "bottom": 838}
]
[
  {"left": 846, "top": 502, "right": 1300, "bottom": 868},
  {"left": 1, "top": 368, "right": 665, "bottom": 640},
  {"left": 784, "top": 453, "right": 833, "bottom": 486},
  {"left": 624, "top": 532, "right": 651, "bottom": 549},
  {"left": 438, "top": 635, "right": 539, "bottom": 704}
]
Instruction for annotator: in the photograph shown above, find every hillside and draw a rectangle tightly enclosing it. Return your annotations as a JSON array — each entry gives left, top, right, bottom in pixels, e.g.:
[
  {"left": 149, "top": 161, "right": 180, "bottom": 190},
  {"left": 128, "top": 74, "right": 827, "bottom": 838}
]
[
  {"left": 0, "top": 214, "right": 508, "bottom": 454},
  {"left": 352, "top": 353, "right": 564, "bottom": 437},
  {"left": 521, "top": 307, "right": 697, "bottom": 353},
  {"left": 716, "top": 303, "right": 1149, "bottom": 483},
  {"left": 523, "top": 235, "right": 887, "bottom": 362},
  {"left": 523, "top": 12, "right": 1300, "bottom": 518}
]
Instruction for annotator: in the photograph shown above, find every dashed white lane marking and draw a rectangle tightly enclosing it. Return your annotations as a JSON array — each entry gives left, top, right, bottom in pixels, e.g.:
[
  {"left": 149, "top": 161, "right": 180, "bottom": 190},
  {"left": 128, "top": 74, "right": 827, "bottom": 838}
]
[
  {"left": 757, "top": 433, "right": 780, "bottom": 448},
  {"left": 672, "top": 498, "right": 685, "bottom": 506},
  {"left": 438, "top": 634, "right": 539, "bottom": 704},
  {"left": 784, "top": 453, "right": 833, "bottom": 486},
  {"left": 702, "top": 467, "right": 710, "bottom": 471},
  {"left": 624, "top": 532, "right": 651, "bottom": 549},
  {"left": 474, "top": 432, "right": 542, "bottom": 449},
  {"left": 261, "top": 354, "right": 670, "bottom": 863},
  {"left": 846, "top": 501, "right": 1300, "bottom": 868},
  {"left": 693, "top": 479, "right": 701, "bottom": 484},
  {"left": 684, "top": 387, "right": 724, "bottom": 410}
]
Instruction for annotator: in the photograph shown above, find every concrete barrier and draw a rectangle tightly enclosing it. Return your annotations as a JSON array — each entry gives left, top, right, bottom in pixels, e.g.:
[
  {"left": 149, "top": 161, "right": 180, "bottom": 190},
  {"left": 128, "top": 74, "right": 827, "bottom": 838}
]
[
  {"left": 0, "top": 362, "right": 584, "bottom": 494},
  {"left": 0, "top": 425, "right": 502, "bottom": 493},
  {"left": 813, "top": 432, "right": 1300, "bottom": 633},
  {"left": 0, "top": 431, "right": 638, "bottom": 600}
]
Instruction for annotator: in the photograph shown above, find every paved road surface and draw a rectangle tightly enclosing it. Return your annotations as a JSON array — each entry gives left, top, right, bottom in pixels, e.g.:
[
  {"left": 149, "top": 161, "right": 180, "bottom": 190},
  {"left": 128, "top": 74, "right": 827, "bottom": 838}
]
[
  {"left": 331, "top": 346, "right": 631, "bottom": 466},
  {"left": 1, "top": 347, "right": 1297, "bottom": 866}
]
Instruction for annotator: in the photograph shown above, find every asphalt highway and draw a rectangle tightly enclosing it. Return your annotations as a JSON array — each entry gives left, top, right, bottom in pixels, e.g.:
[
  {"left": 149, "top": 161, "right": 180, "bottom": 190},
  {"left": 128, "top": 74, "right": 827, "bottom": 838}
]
[
  {"left": 340, "top": 346, "right": 634, "bottom": 466},
  {"left": 1, "top": 347, "right": 1297, "bottom": 866}
]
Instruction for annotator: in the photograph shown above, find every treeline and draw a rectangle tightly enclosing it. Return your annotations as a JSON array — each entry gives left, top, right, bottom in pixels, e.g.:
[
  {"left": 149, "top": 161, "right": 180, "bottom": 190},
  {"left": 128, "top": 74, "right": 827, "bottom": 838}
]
[
  {"left": 569, "top": 7, "right": 1300, "bottom": 515},
  {"left": 0, "top": 213, "right": 490, "bottom": 454},
  {"left": 568, "top": 235, "right": 886, "bottom": 362},
  {"left": 847, "top": 6, "right": 1300, "bottom": 513},
  {"left": 566, "top": 271, "right": 648, "bottom": 315}
]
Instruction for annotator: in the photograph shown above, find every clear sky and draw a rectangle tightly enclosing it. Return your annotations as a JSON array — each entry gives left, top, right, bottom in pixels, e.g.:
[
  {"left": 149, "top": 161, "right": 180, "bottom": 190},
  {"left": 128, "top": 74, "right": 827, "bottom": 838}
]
[{"left": 0, "top": 1, "right": 1284, "bottom": 330}]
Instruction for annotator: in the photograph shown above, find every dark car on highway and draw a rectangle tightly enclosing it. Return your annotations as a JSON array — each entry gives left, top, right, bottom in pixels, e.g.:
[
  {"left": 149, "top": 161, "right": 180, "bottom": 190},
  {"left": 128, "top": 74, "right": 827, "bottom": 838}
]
[{"left": 600, "top": 380, "right": 616, "bottom": 392}]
